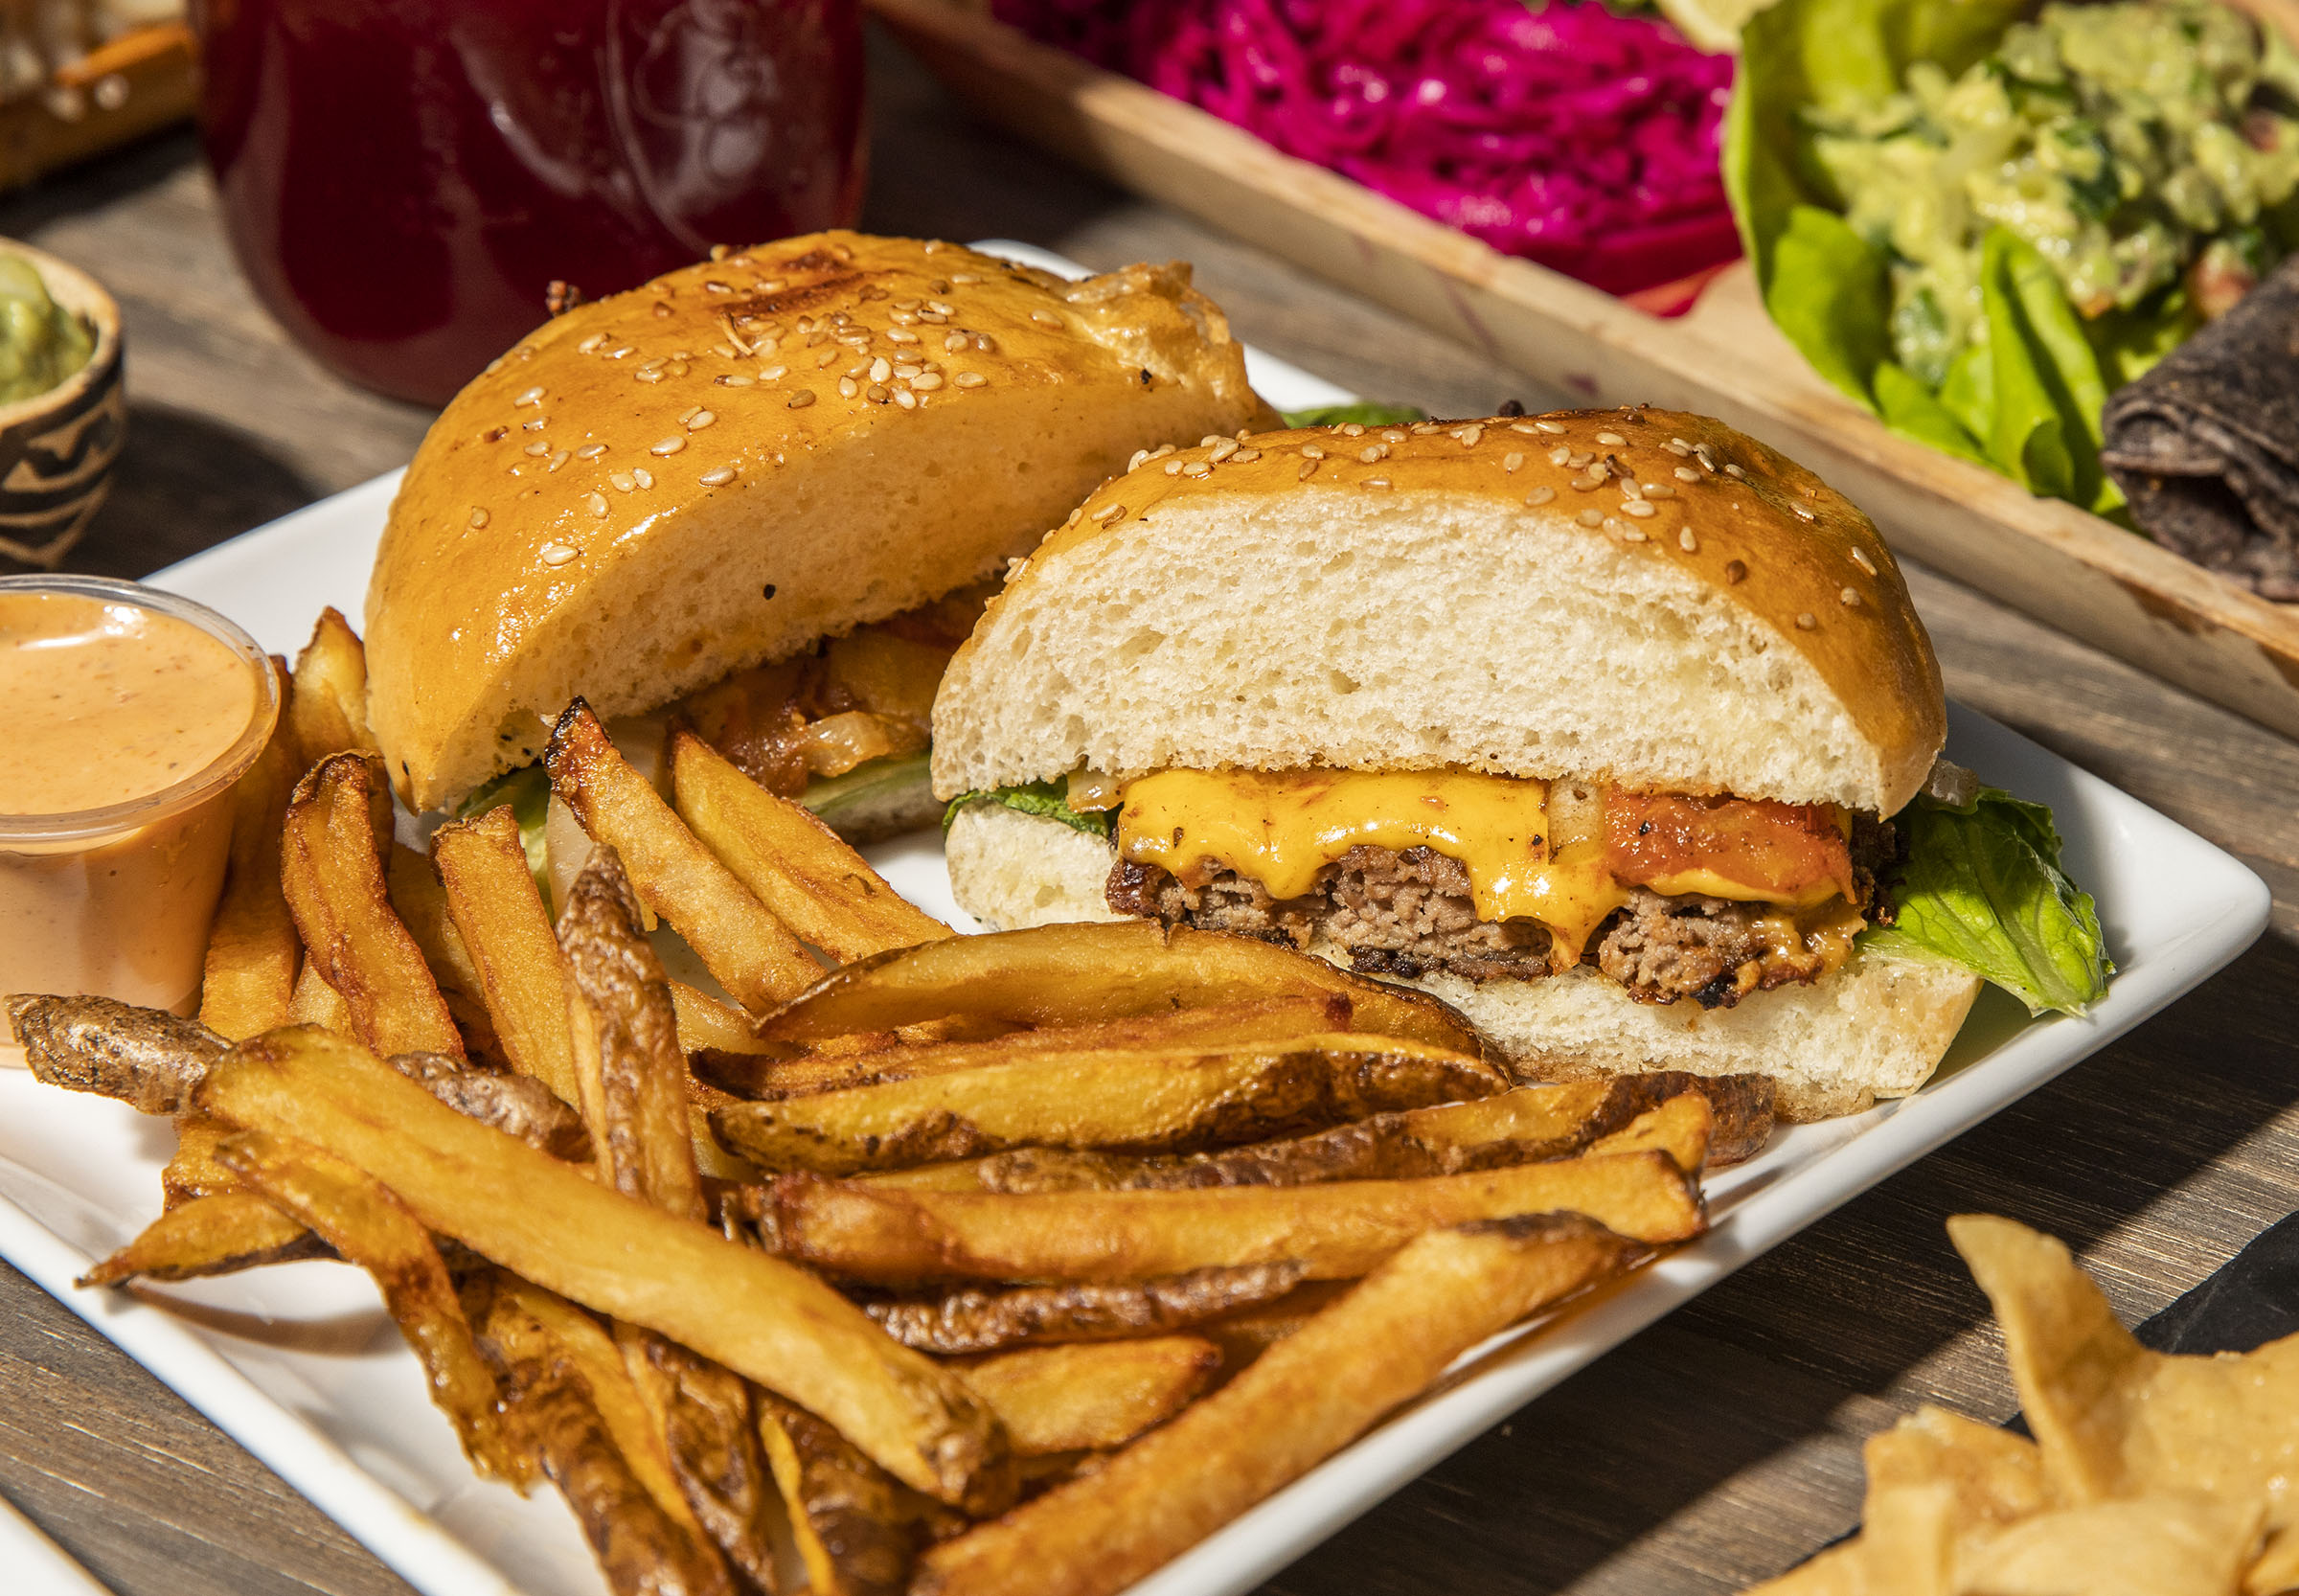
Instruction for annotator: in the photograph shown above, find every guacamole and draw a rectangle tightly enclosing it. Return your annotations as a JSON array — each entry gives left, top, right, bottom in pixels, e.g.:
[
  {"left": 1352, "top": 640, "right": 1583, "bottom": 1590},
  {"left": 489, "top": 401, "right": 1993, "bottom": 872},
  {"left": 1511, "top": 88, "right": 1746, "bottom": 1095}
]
[
  {"left": 0, "top": 254, "right": 93, "bottom": 406},
  {"left": 1804, "top": 0, "right": 2299, "bottom": 388}
]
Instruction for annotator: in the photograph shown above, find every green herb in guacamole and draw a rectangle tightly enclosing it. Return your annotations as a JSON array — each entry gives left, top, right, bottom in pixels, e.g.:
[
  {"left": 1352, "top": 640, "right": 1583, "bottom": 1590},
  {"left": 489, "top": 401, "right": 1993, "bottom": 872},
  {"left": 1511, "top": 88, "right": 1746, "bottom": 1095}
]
[{"left": 0, "top": 255, "right": 92, "bottom": 406}]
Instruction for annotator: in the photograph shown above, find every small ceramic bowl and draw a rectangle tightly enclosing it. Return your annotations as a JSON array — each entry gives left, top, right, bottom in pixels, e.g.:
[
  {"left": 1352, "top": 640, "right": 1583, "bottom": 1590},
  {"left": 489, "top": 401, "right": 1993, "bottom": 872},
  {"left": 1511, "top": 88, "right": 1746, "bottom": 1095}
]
[{"left": 0, "top": 239, "right": 123, "bottom": 574}]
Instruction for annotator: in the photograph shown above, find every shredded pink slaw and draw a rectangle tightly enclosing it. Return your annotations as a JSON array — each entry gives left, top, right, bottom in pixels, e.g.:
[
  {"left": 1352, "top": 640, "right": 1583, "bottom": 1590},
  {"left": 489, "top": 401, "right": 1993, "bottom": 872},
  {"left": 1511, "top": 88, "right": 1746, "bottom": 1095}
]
[{"left": 993, "top": 0, "right": 1739, "bottom": 297}]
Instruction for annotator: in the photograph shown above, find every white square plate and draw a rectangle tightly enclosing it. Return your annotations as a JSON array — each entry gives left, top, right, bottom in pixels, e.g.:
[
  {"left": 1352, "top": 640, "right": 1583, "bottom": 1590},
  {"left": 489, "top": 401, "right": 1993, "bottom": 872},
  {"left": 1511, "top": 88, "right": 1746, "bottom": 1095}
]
[{"left": 0, "top": 244, "right": 2268, "bottom": 1596}]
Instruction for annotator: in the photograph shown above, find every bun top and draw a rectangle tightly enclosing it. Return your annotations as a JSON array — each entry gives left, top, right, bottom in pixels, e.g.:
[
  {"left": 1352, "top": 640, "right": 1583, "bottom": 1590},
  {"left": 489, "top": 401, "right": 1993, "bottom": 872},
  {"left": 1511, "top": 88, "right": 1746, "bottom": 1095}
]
[
  {"left": 365, "top": 232, "right": 1265, "bottom": 812},
  {"left": 931, "top": 407, "right": 1946, "bottom": 816}
]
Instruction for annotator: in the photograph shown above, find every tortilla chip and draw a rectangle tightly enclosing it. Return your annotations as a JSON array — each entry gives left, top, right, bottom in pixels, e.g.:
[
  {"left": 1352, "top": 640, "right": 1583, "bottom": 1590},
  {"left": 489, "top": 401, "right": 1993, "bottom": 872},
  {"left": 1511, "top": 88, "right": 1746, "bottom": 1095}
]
[
  {"left": 2243, "top": 1525, "right": 2299, "bottom": 1595},
  {"left": 1955, "top": 1493, "right": 2263, "bottom": 1596},
  {"left": 1861, "top": 1483, "right": 1955, "bottom": 1596},
  {"left": 1866, "top": 1405, "right": 2053, "bottom": 1532}
]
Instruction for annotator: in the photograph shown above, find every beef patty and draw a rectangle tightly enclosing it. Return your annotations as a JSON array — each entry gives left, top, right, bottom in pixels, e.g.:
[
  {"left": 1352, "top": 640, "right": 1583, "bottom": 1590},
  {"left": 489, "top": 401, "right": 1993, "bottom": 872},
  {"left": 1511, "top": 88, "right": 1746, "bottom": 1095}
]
[{"left": 1106, "top": 820, "right": 1895, "bottom": 1009}]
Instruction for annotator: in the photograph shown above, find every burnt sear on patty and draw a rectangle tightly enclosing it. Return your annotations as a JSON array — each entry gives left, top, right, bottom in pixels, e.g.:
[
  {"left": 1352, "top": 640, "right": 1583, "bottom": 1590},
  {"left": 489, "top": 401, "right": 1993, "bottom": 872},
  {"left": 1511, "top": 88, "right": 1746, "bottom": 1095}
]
[{"left": 1105, "top": 817, "right": 1897, "bottom": 1010}]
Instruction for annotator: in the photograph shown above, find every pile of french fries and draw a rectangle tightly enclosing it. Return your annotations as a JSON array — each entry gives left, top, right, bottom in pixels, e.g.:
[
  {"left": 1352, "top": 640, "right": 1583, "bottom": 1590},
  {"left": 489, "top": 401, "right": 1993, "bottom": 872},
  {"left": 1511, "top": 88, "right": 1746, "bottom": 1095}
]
[{"left": 6, "top": 608, "right": 1777, "bottom": 1596}]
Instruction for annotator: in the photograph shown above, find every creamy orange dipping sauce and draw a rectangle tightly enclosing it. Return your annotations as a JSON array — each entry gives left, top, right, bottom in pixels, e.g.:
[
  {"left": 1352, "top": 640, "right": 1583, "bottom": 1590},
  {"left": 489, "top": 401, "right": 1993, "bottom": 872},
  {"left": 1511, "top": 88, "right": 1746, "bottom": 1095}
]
[{"left": 0, "top": 592, "right": 260, "bottom": 815}]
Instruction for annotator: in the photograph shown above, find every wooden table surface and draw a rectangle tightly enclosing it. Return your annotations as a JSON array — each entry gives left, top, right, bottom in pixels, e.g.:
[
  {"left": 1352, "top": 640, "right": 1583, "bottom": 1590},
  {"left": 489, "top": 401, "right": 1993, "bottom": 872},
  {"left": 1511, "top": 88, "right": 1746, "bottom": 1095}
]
[{"left": 4, "top": 28, "right": 2296, "bottom": 1596}]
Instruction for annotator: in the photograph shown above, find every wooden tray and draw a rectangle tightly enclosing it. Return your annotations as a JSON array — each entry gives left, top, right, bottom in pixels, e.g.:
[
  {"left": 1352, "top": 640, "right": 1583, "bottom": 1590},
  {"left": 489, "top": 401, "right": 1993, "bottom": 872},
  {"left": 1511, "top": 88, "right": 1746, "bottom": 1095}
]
[
  {"left": 0, "top": 22, "right": 196, "bottom": 193},
  {"left": 871, "top": 0, "right": 2299, "bottom": 741}
]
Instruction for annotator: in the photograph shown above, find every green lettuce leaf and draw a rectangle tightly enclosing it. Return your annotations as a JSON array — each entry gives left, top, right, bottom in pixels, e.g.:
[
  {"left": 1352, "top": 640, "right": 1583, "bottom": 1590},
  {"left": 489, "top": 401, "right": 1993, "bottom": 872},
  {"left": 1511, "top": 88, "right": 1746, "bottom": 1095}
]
[
  {"left": 1279, "top": 401, "right": 1427, "bottom": 429},
  {"left": 1875, "top": 359, "right": 1990, "bottom": 466},
  {"left": 1871, "top": 785, "right": 2112, "bottom": 1016},
  {"left": 1764, "top": 205, "right": 1893, "bottom": 405},
  {"left": 944, "top": 781, "right": 1112, "bottom": 839},
  {"left": 457, "top": 764, "right": 553, "bottom": 901}
]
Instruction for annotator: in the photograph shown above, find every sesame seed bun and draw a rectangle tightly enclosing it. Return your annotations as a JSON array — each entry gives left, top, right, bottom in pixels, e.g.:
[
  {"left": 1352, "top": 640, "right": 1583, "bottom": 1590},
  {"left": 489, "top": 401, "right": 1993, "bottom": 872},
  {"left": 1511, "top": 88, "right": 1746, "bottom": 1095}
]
[
  {"left": 365, "top": 231, "right": 1269, "bottom": 812},
  {"left": 930, "top": 408, "right": 1945, "bottom": 816}
]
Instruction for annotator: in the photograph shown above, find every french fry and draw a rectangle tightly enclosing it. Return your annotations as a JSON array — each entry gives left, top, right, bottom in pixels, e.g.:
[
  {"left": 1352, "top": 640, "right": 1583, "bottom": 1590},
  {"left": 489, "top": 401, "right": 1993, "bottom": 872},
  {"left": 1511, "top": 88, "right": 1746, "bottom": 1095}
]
[
  {"left": 614, "top": 1327, "right": 785, "bottom": 1594},
  {"left": 861, "top": 1264, "right": 1309, "bottom": 1356},
  {"left": 385, "top": 1050, "right": 591, "bottom": 1159},
  {"left": 162, "top": 1116, "right": 237, "bottom": 1206},
  {"left": 752, "top": 1151, "right": 1701, "bottom": 1286},
  {"left": 696, "top": 996, "right": 1353, "bottom": 1102},
  {"left": 287, "top": 606, "right": 378, "bottom": 766},
  {"left": 671, "top": 981, "right": 779, "bottom": 1058},
  {"left": 1584, "top": 1091, "right": 1716, "bottom": 1175},
  {"left": 79, "top": 1191, "right": 328, "bottom": 1286},
  {"left": 282, "top": 754, "right": 465, "bottom": 1059},
  {"left": 196, "top": 1026, "right": 1013, "bottom": 1512},
  {"left": 958, "top": 1337, "right": 1218, "bottom": 1457},
  {"left": 1195, "top": 1283, "right": 1352, "bottom": 1369},
  {"left": 751, "top": 921, "right": 1482, "bottom": 1055},
  {"left": 216, "top": 1128, "right": 529, "bottom": 1484},
  {"left": 547, "top": 701, "right": 819, "bottom": 1014},
  {"left": 200, "top": 656, "right": 301, "bottom": 1040},
  {"left": 671, "top": 729, "right": 950, "bottom": 961},
  {"left": 386, "top": 841, "right": 498, "bottom": 1055},
  {"left": 559, "top": 847, "right": 706, "bottom": 1218},
  {"left": 435, "top": 806, "right": 582, "bottom": 1105},
  {"left": 6, "top": 993, "right": 226, "bottom": 1115},
  {"left": 758, "top": 1390, "right": 930, "bottom": 1596},
  {"left": 711, "top": 1038, "right": 1507, "bottom": 1176},
  {"left": 286, "top": 961, "right": 354, "bottom": 1033},
  {"left": 478, "top": 1278, "right": 740, "bottom": 1596},
  {"left": 912, "top": 1215, "right": 1638, "bottom": 1596}
]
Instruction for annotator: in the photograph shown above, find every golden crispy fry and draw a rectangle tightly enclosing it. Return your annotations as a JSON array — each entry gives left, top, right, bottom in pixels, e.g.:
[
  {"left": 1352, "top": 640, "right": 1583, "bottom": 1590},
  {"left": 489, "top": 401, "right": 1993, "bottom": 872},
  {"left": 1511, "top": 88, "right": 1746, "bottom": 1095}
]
[
  {"left": 672, "top": 981, "right": 778, "bottom": 1057},
  {"left": 614, "top": 1327, "right": 785, "bottom": 1594},
  {"left": 560, "top": 848, "right": 705, "bottom": 1219},
  {"left": 216, "top": 1128, "right": 528, "bottom": 1484},
  {"left": 750, "top": 922, "right": 1480, "bottom": 1056},
  {"left": 862, "top": 1265, "right": 1309, "bottom": 1356},
  {"left": 282, "top": 754, "right": 465, "bottom": 1059},
  {"left": 958, "top": 1337, "right": 1218, "bottom": 1457},
  {"left": 671, "top": 730, "right": 949, "bottom": 962},
  {"left": 478, "top": 1279, "right": 739, "bottom": 1596},
  {"left": 547, "top": 701, "right": 819, "bottom": 1014},
  {"left": 79, "top": 1191, "right": 327, "bottom": 1287},
  {"left": 713, "top": 1037, "right": 1506, "bottom": 1176},
  {"left": 1643, "top": 1072, "right": 1776, "bottom": 1168},
  {"left": 758, "top": 1390, "right": 926, "bottom": 1596},
  {"left": 386, "top": 842, "right": 497, "bottom": 1059},
  {"left": 200, "top": 657, "right": 301, "bottom": 1040},
  {"left": 434, "top": 807, "right": 581, "bottom": 1105},
  {"left": 1195, "top": 1282, "right": 1351, "bottom": 1369},
  {"left": 385, "top": 1051, "right": 591, "bottom": 1159},
  {"left": 912, "top": 1215, "right": 1637, "bottom": 1596},
  {"left": 698, "top": 996, "right": 1353, "bottom": 1102},
  {"left": 286, "top": 961, "right": 354, "bottom": 1033},
  {"left": 287, "top": 606, "right": 379, "bottom": 767},
  {"left": 752, "top": 1150, "right": 1701, "bottom": 1287},
  {"left": 196, "top": 1027, "right": 1013, "bottom": 1511},
  {"left": 5, "top": 993, "right": 226, "bottom": 1116},
  {"left": 1583, "top": 1092, "right": 1715, "bottom": 1175},
  {"left": 163, "top": 1115, "right": 237, "bottom": 1206}
]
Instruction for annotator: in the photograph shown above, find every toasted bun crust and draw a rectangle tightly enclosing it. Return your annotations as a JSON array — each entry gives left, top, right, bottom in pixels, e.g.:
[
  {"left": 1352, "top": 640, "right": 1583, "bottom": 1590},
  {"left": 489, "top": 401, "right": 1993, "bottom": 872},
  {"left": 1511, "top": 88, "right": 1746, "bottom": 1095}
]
[
  {"left": 932, "top": 408, "right": 1944, "bottom": 816},
  {"left": 944, "top": 805, "right": 1979, "bottom": 1121},
  {"left": 367, "top": 232, "right": 1265, "bottom": 811}
]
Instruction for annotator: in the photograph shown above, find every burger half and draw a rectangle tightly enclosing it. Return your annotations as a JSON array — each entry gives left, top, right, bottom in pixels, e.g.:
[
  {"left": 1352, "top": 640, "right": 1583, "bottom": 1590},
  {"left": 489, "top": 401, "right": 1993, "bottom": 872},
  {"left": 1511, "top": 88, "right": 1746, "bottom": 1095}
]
[
  {"left": 364, "top": 231, "right": 1270, "bottom": 834},
  {"left": 931, "top": 409, "right": 2109, "bottom": 1120}
]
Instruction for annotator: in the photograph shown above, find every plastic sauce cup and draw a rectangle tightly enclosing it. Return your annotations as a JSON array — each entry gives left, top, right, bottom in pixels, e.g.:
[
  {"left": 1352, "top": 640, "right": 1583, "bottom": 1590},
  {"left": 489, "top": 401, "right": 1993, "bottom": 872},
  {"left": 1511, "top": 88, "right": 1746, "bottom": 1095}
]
[{"left": 0, "top": 576, "right": 280, "bottom": 1042}]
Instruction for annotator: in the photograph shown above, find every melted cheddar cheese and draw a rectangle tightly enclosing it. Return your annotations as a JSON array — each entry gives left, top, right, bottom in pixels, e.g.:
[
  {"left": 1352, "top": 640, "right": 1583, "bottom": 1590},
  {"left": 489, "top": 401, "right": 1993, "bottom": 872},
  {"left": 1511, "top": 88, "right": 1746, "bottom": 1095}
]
[{"left": 1110, "top": 768, "right": 1860, "bottom": 965}]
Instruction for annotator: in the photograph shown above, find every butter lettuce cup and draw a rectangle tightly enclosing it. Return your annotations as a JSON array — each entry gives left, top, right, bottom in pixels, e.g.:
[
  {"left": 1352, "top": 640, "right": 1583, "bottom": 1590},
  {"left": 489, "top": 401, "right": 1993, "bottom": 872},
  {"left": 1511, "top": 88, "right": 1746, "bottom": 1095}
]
[
  {"left": 0, "top": 240, "right": 123, "bottom": 574},
  {"left": 0, "top": 577, "right": 280, "bottom": 1038}
]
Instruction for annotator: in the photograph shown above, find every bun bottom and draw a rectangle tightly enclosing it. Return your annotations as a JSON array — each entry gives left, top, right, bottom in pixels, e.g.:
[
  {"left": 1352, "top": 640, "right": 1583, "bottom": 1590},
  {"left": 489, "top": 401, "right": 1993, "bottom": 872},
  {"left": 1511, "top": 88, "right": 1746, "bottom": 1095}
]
[{"left": 945, "top": 804, "right": 1982, "bottom": 1122}]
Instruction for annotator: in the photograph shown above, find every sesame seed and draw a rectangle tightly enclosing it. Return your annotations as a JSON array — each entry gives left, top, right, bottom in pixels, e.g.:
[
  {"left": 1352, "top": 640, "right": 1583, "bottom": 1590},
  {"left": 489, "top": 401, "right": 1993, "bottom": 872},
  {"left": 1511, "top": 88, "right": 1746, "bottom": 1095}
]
[
  {"left": 1301, "top": 445, "right": 1326, "bottom": 460},
  {"left": 540, "top": 541, "right": 579, "bottom": 565},
  {"left": 1679, "top": 528, "right": 1698, "bottom": 552},
  {"left": 1624, "top": 500, "right": 1658, "bottom": 518},
  {"left": 1577, "top": 509, "right": 1604, "bottom": 527},
  {"left": 927, "top": 301, "right": 954, "bottom": 316},
  {"left": 1358, "top": 445, "right": 1385, "bottom": 464},
  {"left": 1339, "top": 423, "right": 1365, "bottom": 437},
  {"left": 1382, "top": 428, "right": 1408, "bottom": 444},
  {"left": 894, "top": 363, "right": 922, "bottom": 379},
  {"left": 815, "top": 350, "right": 838, "bottom": 368},
  {"left": 867, "top": 384, "right": 890, "bottom": 404},
  {"left": 1031, "top": 312, "right": 1063, "bottom": 329},
  {"left": 468, "top": 508, "right": 489, "bottom": 529},
  {"left": 1233, "top": 448, "right": 1261, "bottom": 463},
  {"left": 1851, "top": 548, "right": 1878, "bottom": 576},
  {"left": 525, "top": 441, "right": 550, "bottom": 457},
  {"left": 951, "top": 273, "right": 981, "bottom": 284},
  {"left": 1620, "top": 477, "right": 1643, "bottom": 500},
  {"left": 1536, "top": 420, "right": 1568, "bottom": 434},
  {"left": 515, "top": 385, "right": 544, "bottom": 406},
  {"left": 1128, "top": 449, "right": 1150, "bottom": 470},
  {"left": 1570, "top": 472, "right": 1605, "bottom": 491},
  {"left": 1724, "top": 463, "right": 1746, "bottom": 479},
  {"left": 1183, "top": 461, "right": 1212, "bottom": 478},
  {"left": 650, "top": 437, "right": 685, "bottom": 456},
  {"left": 578, "top": 444, "right": 607, "bottom": 459},
  {"left": 894, "top": 388, "right": 918, "bottom": 409},
  {"left": 1503, "top": 452, "right": 1525, "bottom": 472},
  {"left": 1667, "top": 438, "right": 1693, "bottom": 455},
  {"left": 1527, "top": 486, "right": 1557, "bottom": 506},
  {"left": 1796, "top": 612, "right": 1818, "bottom": 630},
  {"left": 788, "top": 391, "right": 817, "bottom": 408},
  {"left": 1298, "top": 458, "right": 1319, "bottom": 481},
  {"left": 610, "top": 471, "right": 636, "bottom": 491},
  {"left": 584, "top": 493, "right": 607, "bottom": 516},
  {"left": 1365, "top": 477, "right": 1392, "bottom": 488},
  {"left": 636, "top": 369, "right": 664, "bottom": 383},
  {"left": 578, "top": 333, "right": 607, "bottom": 353},
  {"left": 1199, "top": 435, "right": 1224, "bottom": 446},
  {"left": 546, "top": 450, "right": 570, "bottom": 472},
  {"left": 1623, "top": 528, "right": 1648, "bottom": 542},
  {"left": 688, "top": 409, "right": 717, "bottom": 429},
  {"left": 1596, "top": 430, "right": 1627, "bottom": 446},
  {"left": 608, "top": 346, "right": 634, "bottom": 359},
  {"left": 886, "top": 329, "right": 920, "bottom": 345},
  {"left": 1642, "top": 483, "right": 1674, "bottom": 498},
  {"left": 1167, "top": 459, "right": 1187, "bottom": 476},
  {"left": 1674, "top": 466, "right": 1700, "bottom": 483},
  {"left": 954, "top": 372, "right": 987, "bottom": 387},
  {"left": 945, "top": 331, "right": 969, "bottom": 353},
  {"left": 1791, "top": 503, "right": 1815, "bottom": 521},
  {"left": 761, "top": 366, "right": 787, "bottom": 381},
  {"left": 1725, "top": 559, "right": 1747, "bottom": 583},
  {"left": 1569, "top": 452, "right": 1596, "bottom": 469},
  {"left": 914, "top": 371, "right": 948, "bottom": 392},
  {"left": 973, "top": 334, "right": 997, "bottom": 353},
  {"left": 1093, "top": 502, "right": 1126, "bottom": 523},
  {"left": 521, "top": 417, "right": 548, "bottom": 432},
  {"left": 717, "top": 374, "right": 755, "bottom": 387},
  {"left": 700, "top": 467, "right": 735, "bottom": 487},
  {"left": 1210, "top": 439, "right": 1240, "bottom": 462},
  {"left": 639, "top": 357, "right": 668, "bottom": 373},
  {"left": 1549, "top": 446, "right": 1573, "bottom": 467},
  {"left": 633, "top": 467, "right": 653, "bottom": 489},
  {"left": 1840, "top": 587, "right": 1860, "bottom": 607},
  {"left": 1456, "top": 424, "right": 1484, "bottom": 446},
  {"left": 838, "top": 377, "right": 858, "bottom": 399}
]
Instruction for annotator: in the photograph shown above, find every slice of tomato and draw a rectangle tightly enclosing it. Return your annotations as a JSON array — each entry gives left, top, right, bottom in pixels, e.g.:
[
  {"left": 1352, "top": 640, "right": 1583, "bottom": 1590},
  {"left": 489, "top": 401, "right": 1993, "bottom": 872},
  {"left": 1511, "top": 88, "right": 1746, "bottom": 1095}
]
[{"left": 1603, "top": 789, "right": 1857, "bottom": 904}]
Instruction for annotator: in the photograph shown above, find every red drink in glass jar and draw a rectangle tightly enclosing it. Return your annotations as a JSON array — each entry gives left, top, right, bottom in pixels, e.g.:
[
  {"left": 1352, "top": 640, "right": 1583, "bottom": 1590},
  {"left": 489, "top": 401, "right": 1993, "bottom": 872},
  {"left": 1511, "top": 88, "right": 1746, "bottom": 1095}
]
[{"left": 194, "top": 0, "right": 866, "bottom": 405}]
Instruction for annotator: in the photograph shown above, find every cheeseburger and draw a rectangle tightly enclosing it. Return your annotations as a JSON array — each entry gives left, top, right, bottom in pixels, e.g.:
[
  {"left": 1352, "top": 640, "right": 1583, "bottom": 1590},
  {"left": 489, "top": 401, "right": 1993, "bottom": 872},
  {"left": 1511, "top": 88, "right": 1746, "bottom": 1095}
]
[
  {"left": 932, "top": 408, "right": 2108, "bottom": 1120},
  {"left": 365, "top": 232, "right": 1270, "bottom": 833}
]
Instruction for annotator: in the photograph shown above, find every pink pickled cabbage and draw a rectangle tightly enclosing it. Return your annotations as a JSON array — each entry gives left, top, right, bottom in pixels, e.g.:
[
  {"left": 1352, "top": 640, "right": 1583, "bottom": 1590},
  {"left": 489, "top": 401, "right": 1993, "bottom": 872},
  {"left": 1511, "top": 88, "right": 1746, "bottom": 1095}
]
[{"left": 991, "top": 0, "right": 1739, "bottom": 297}]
